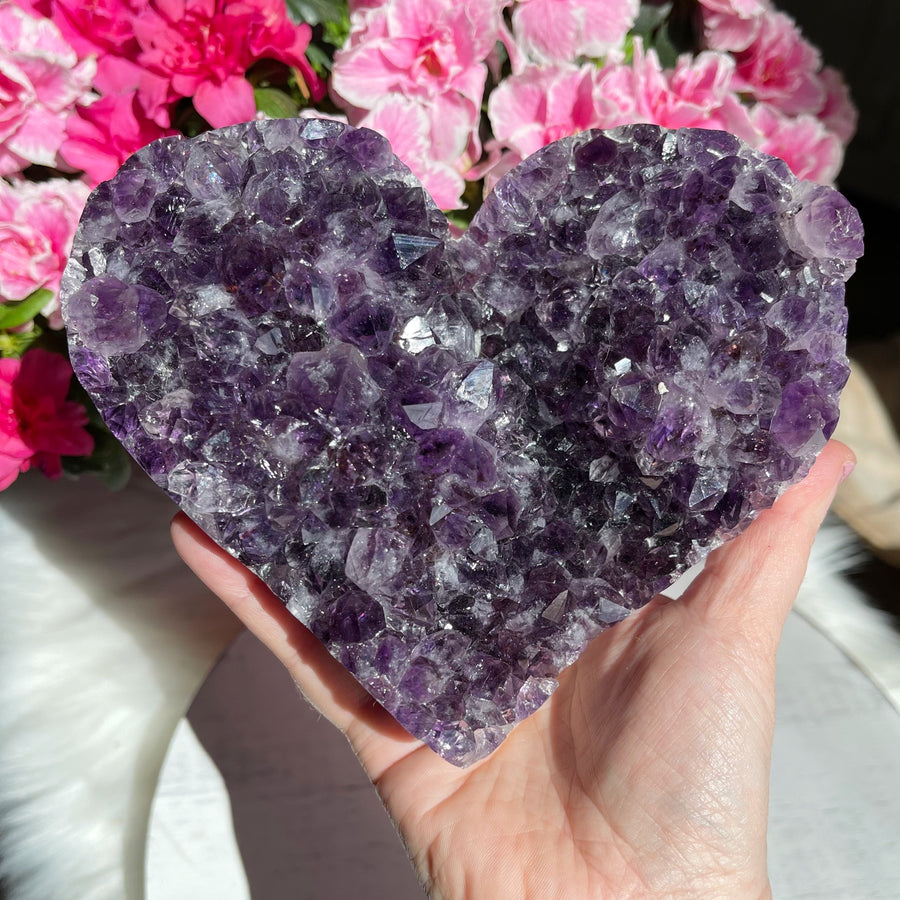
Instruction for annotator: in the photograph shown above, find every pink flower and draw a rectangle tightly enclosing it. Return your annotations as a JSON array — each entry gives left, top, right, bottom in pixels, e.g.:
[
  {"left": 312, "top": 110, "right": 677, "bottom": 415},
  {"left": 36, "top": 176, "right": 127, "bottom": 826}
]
[
  {"left": 488, "top": 64, "right": 609, "bottom": 159},
  {"left": 348, "top": 0, "right": 384, "bottom": 19},
  {"left": 699, "top": 0, "right": 769, "bottom": 50},
  {"left": 129, "top": 0, "right": 322, "bottom": 127},
  {"left": 487, "top": 49, "right": 759, "bottom": 166},
  {"left": 648, "top": 49, "right": 756, "bottom": 138},
  {"left": 0, "top": 362, "right": 29, "bottom": 489},
  {"left": 37, "top": 0, "right": 323, "bottom": 129},
  {"left": 60, "top": 91, "right": 174, "bottom": 186},
  {"left": 818, "top": 66, "right": 857, "bottom": 144},
  {"left": 700, "top": 0, "right": 768, "bottom": 13},
  {"left": 332, "top": 0, "right": 499, "bottom": 200},
  {"left": 358, "top": 96, "right": 467, "bottom": 209},
  {"left": 37, "top": 0, "right": 145, "bottom": 61},
  {"left": 0, "top": 178, "right": 89, "bottom": 326},
  {"left": 732, "top": 12, "right": 825, "bottom": 116},
  {"left": 511, "top": 0, "right": 639, "bottom": 64},
  {"left": 331, "top": 0, "right": 501, "bottom": 116},
  {"left": 588, "top": 63, "right": 641, "bottom": 126},
  {"left": 702, "top": 14, "right": 760, "bottom": 53},
  {"left": 749, "top": 102, "right": 843, "bottom": 183},
  {"left": 0, "top": 3, "right": 95, "bottom": 175},
  {"left": 0, "top": 348, "right": 94, "bottom": 490},
  {"left": 38, "top": 0, "right": 161, "bottom": 105},
  {"left": 591, "top": 44, "right": 756, "bottom": 141}
]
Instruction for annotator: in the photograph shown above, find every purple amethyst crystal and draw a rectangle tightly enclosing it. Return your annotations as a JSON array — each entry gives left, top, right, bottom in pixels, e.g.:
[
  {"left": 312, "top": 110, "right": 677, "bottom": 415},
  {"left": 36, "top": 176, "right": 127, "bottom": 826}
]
[{"left": 61, "top": 120, "right": 863, "bottom": 766}]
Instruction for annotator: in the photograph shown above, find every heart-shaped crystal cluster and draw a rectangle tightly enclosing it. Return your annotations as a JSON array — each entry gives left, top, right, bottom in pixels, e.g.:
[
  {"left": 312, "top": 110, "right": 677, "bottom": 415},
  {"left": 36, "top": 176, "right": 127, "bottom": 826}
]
[{"left": 62, "top": 120, "right": 862, "bottom": 765}]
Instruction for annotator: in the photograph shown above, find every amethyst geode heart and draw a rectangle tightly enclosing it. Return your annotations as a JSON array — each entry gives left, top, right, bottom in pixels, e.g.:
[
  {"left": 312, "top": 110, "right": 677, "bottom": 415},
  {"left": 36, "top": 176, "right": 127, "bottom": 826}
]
[{"left": 61, "top": 120, "right": 862, "bottom": 766}]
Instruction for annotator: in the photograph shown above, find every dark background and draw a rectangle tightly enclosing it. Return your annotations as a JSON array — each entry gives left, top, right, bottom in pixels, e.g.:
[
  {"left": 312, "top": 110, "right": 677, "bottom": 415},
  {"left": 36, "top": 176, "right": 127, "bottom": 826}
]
[
  {"left": 778, "top": 0, "right": 900, "bottom": 614},
  {"left": 779, "top": 0, "right": 900, "bottom": 341}
]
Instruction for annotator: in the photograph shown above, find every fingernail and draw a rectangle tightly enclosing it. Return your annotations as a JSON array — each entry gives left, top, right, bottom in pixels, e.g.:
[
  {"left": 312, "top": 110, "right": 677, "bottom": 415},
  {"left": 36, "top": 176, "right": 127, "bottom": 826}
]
[{"left": 839, "top": 460, "right": 856, "bottom": 484}]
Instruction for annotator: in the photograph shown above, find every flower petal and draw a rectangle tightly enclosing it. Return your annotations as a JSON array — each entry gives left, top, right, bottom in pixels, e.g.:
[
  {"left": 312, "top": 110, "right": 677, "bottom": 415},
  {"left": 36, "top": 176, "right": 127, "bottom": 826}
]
[{"left": 193, "top": 75, "right": 257, "bottom": 128}]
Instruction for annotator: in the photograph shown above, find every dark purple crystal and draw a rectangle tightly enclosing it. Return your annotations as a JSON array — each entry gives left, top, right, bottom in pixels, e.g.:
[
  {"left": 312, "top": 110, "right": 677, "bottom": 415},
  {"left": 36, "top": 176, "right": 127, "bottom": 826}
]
[{"left": 62, "top": 120, "right": 862, "bottom": 766}]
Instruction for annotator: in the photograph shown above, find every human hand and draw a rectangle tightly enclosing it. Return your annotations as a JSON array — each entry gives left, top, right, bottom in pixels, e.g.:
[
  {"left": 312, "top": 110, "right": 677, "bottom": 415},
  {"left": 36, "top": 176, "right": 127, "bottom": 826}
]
[{"left": 172, "top": 440, "right": 854, "bottom": 900}]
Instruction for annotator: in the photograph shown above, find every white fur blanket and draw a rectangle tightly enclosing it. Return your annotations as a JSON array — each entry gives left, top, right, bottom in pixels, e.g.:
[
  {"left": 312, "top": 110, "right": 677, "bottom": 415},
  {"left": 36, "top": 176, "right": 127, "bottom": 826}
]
[
  {"left": 0, "top": 468, "right": 897, "bottom": 900},
  {"left": 0, "top": 469, "right": 240, "bottom": 900}
]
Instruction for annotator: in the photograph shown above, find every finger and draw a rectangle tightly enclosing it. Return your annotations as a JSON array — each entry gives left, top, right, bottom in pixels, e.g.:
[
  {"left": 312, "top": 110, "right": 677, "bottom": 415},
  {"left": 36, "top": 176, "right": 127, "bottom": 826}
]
[
  {"left": 680, "top": 440, "right": 855, "bottom": 650},
  {"left": 170, "top": 513, "right": 414, "bottom": 752}
]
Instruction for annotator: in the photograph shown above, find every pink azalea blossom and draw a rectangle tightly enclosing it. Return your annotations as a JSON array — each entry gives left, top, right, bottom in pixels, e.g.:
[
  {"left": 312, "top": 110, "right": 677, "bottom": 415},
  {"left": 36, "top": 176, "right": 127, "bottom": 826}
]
[
  {"left": 702, "top": 13, "right": 761, "bottom": 53},
  {"left": 733, "top": 11, "right": 825, "bottom": 116},
  {"left": 699, "top": 0, "right": 769, "bottom": 49},
  {"left": 0, "top": 347, "right": 94, "bottom": 489},
  {"left": 700, "top": 0, "right": 768, "bottom": 13},
  {"left": 0, "top": 359, "right": 30, "bottom": 489},
  {"left": 35, "top": 0, "right": 145, "bottom": 61},
  {"left": 651, "top": 49, "right": 756, "bottom": 138},
  {"left": 0, "top": 178, "right": 89, "bottom": 326},
  {"left": 750, "top": 102, "right": 843, "bottom": 183},
  {"left": 36, "top": 0, "right": 168, "bottom": 110},
  {"left": 818, "top": 66, "right": 857, "bottom": 144},
  {"left": 593, "top": 44, "right": 756, "bottom": 141},
  {"left": 60, "top": 90, "right": 175, "bottom": 185},
  {"left": 588, "top": 63, "right": 641, "bottom": 126},
  {"left": 34, "top": 0, "right": 323, "bottom": 130},
  {"left": 129, "top": 0, "right": 322, "bottom": 128},
  {"left": 348, "top": 0, "right": 385, "bottom": 22},
  {"left": 488, "top": 64, "right": 609, "bottom": 159},
  {"left": 331, "top": 0, "right": 501, "bottom": 117},
  {"left": 487, "top": 49, "right": 760, "bottom": 168},
  {"left": 483, "top": 63, "right": 637, "bottom": 194},
  {"left": 511, "top": 0, "right": 639, "bottom": 64},
  {"left": 358, "top": 96, "right": 467, "bottom": 209},
  {"left": 0, "top": 3, "right": 95, "bottom": 175}
]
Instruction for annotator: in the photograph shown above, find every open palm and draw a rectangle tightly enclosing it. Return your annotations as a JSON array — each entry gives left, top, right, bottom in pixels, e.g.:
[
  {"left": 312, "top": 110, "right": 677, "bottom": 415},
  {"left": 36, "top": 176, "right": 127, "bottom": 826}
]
[{"left": 173, "top": 441, "right": 852, "bottom": 899}]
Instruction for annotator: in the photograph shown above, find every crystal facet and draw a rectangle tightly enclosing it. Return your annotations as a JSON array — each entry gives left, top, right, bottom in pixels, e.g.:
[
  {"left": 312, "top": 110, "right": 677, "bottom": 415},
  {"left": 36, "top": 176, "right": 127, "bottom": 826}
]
[{"left": 62, "top": 120, "right": 862, "bottom": 766}]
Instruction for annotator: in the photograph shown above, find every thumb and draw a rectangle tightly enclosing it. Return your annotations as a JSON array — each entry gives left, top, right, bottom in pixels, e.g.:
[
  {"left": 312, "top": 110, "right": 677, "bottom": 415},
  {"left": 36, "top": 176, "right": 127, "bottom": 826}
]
[{"left": 679, "top": 440, "right": 855, "bottom": 653}]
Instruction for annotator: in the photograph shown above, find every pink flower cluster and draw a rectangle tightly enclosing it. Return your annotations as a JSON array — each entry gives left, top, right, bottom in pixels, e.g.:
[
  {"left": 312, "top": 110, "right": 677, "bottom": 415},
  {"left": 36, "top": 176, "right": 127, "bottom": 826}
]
[
  {"left": 331, "top": 0, "right": 504, "bottom": 208},
  {"left": 485, "top": 46, "right": 761, "bottom": 182},
  {"left": 0, "top": 3, "right": 94, "bottom": 175},
  {"left": 2, "top": 0, "right": 323, "bottom": 184},
  {"left": 0, "top": 177, "right": 88, "bottom": 326},
  {"left": 0, "top": 0, "right": 325, "bottom": 487},
  {"left": 331, "top": 0, "right": 856, "bottom": 206},
  {"left": 0, "top": 173, "right": 92, "bottom": 487},
  {"left": 701, "top": 0, "right": 856, "bottom": 180},
  {"left": 1, "top": 347, "right": 93, "bottom": 489}
]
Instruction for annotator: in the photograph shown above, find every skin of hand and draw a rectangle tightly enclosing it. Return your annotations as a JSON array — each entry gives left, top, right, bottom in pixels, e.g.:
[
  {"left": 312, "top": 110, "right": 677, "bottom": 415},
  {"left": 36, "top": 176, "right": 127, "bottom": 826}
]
[{"left": 172, "top": 440, "right": 855, "bottom": 900}]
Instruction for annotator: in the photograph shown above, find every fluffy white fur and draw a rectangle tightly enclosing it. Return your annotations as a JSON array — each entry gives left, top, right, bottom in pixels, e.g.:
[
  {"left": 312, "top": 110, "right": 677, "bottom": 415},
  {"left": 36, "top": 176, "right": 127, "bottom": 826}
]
[
  {"left": 0, "top": 469, "right": 896, "bottom": 900},
  {"left": 0, "top": 470, "right": 239, "bottom": 900},
  {"left": 794, "top": 523, "right": 900, "bottom": 715}
]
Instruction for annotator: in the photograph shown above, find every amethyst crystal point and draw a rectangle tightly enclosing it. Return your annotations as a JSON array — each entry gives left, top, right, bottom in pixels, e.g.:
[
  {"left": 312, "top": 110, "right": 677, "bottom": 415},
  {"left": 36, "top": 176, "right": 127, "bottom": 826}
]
[{"left": 62, "top": 120, "right": 863, "bottom": 766}]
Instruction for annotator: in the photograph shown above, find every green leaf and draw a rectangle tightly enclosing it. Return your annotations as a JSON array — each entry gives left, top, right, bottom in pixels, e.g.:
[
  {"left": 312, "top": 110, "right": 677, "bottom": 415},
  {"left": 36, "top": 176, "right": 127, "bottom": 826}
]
[
  {"left": 305, "top": 42, "right": 334, "bottom": 75},
  {"left": 0, "top": 288, "right": 53, "bottom": 330},
  {"left": 285, "top": 0, "right": 347, "bottom": 26},
  {"left": 254, "top": 87, "right": 300, "bottom": 118},
  {"left": 321, "top": 7, "right": 351, "bottom": 49},
  {"left": 653, "top": 21, "right": 681, "bottom": 69},
  {"left": 59, "top": 379, "right": 132, "bottom": 490},
  {"left": 630, "top": 2, "right": 672, "bottom": 39},
  {"left": 61, "top": 425, "right": 132, "bottom": 490},
  {"left": 445, "top": 180, "right": 485, "bottom": 229},
  {"left": 0, "top": 324, "right": 43, "bottom": 358}
]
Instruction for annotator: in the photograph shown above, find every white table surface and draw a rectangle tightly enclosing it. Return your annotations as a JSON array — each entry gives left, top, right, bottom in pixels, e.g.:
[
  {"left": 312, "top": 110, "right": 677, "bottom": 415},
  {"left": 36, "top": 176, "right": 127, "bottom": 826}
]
[{"left": 148, "top": 607, "right": 900, "bottom": 900}]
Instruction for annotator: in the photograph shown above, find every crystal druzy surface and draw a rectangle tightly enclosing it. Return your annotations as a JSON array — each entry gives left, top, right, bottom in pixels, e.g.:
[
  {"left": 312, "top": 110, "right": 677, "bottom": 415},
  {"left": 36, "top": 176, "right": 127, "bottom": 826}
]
[{"left": 62, "top": 120, "right": 862, "bottom": 765}]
